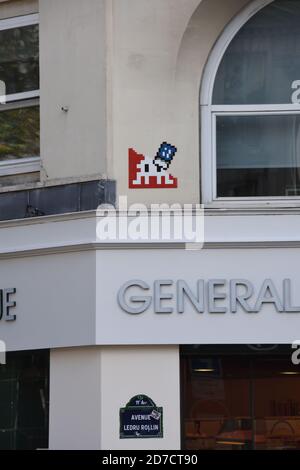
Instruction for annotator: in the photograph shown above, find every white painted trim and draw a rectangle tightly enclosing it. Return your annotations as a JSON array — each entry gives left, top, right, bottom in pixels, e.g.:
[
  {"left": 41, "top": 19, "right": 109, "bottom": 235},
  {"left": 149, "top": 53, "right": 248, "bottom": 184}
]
[
  {"left": 201, "top": 105, "right": 212, "bottom": 203},
  {"left": 0, "top": 13, "right": 39, "bottom": 32},
  {"left": 1, "top": 238, "right": 300, "bottom": 261},
  {"left": 212, "top": 104, "right": 300, "bottom": 113},
  {"left": 212, "top": 197, "right": 300, "bottom": 202},
  {"left": 4, "top": 90, "right": 40, "bottom": 103},
  {"left": 0, "top": 157, "right": 40, "bottom": 176},
  {"left": 0, "top": 211, "right": 299, "bottom": 257},
  {"left": 0, "top": 97, "right": 39, "bottom": 111},
  {"left": 212, "top": 113, "right": 217, "bottom": 200}
]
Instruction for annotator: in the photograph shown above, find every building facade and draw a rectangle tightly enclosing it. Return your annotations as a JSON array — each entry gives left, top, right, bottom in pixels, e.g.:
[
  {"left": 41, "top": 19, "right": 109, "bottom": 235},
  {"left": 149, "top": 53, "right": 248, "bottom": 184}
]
[{"left": 1, "top": 0, "right": 300, "bottom": 450}]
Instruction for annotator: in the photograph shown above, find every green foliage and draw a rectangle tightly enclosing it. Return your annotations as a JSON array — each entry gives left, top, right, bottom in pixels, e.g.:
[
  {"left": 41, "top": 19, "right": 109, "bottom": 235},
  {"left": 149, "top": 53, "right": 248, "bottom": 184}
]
[
  {"left": 0, "top": 106, "right": 39, "bottom": 160},
  {"left": 0, "top": 22, "right": 40, "bottom": 161},
  {"left": 0, "top": 24, "right": 39, "bottom": 94}
]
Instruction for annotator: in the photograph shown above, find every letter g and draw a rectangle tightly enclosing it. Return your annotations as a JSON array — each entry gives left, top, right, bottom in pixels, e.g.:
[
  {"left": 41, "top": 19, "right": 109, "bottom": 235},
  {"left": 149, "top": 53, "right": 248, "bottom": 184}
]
[{"left": 118, "top": 280, "right": 151, "bottom": 314}]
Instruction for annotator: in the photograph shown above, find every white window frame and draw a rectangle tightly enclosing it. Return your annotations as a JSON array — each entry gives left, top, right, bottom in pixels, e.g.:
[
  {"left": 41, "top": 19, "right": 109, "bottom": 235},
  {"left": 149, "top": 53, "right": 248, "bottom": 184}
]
[
  {"left": 200, "top": 0, "right": 300, "bottom": 207},
  {"left": 0, "top": 13, "right": 40, "bottom": 177}
]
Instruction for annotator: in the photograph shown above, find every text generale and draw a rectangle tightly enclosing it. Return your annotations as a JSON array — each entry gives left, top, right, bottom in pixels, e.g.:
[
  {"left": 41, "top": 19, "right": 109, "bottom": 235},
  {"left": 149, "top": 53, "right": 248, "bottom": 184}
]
[{"left": 118, "top": 279, "right": 300, "bottom": 315}]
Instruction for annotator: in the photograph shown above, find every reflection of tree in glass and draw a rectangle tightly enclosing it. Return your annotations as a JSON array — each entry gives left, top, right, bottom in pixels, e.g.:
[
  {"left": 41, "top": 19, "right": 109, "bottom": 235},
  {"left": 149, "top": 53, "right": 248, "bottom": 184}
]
[
  {"left": 0, "top": 24, "right": 39, "bottom": 95},
  {"left": 0, "top": 106, "right": 39, "bottom": 160}
]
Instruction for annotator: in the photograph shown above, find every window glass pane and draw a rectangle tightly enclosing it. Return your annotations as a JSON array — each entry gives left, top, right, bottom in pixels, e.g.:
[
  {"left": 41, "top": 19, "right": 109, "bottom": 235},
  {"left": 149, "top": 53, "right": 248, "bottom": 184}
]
[
  {"left": 217, "top": 114, "right": 300, "bottom": 197},
  {"left": 182, "top": 356, "right": 252, "bottom": 450},
  {"left": 0, "top": 105, "right": 39, "bottom": 161},
  {"left": 0, "top": 380, "right": 17, "bottom": 429},
  {"left": 0, "top": 351, "right": 49, "bottom": 450},
  {"left": 213, "top": 0, "right": 300, "bottom": 104},
  {"left": 182, "top": 350, "right": 300, "bottom": 450},
  {"left": 253, "top": 358, "right": 300, "bottom": 450},
  {"left": 0, "top": 24, "right": 39, "bottom": 96}
]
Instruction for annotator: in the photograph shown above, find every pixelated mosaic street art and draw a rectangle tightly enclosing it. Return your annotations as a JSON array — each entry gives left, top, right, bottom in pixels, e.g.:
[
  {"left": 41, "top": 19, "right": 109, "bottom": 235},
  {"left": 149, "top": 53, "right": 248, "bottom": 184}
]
[{"left": 129, "top": 142, "right": 178, "bottom": 189}]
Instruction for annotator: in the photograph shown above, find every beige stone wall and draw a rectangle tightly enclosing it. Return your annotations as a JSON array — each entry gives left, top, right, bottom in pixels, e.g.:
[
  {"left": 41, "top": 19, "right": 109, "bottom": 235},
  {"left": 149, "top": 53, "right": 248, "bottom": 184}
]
[
  {"left": 49, "top": 346, "right": 180, "bottom": 450},
  {"left": 0, "top": 0, "right": 256, "bottom": 199},
  {"left": 39, "top": 0, "right": 107, "bottom": 181},
  {"left": 0, "top": 0, "right": 37, "bottom": 19},
  {"left": 109, "top": 0, "right": 251, "bottom": 205}
]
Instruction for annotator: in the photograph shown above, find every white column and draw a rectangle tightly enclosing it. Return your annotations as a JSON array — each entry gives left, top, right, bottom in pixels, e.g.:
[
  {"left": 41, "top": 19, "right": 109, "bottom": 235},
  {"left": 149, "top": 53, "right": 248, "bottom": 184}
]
[
  {"left": 100, "top": 345, "right": 180, "bottom": 450},
  {"left": 49, "top": 347, "right": 102, "bottom": 450},
  {"left": 49, "top": 345, "right": 180, "bottom": 450}
]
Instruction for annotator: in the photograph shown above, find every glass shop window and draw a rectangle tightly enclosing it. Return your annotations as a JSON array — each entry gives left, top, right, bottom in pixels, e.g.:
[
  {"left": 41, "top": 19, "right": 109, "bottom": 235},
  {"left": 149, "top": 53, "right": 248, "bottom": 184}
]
[
  {"left": 0, "top": 350, "right": 49, "bottom": 450},
  {"left": 181, "top": 348, "right": 300, "bottom": 450}
]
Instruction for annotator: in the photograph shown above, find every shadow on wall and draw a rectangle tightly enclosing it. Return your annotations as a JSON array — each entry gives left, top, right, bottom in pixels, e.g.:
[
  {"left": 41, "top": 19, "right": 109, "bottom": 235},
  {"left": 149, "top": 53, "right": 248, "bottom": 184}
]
[{"left": 175, "top": 0, "right": 251, "bottom": 94}]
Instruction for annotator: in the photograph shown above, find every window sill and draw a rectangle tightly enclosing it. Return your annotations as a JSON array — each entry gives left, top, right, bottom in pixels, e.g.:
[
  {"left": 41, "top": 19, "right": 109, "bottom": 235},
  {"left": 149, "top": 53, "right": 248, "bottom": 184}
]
[
  {"left": 203, "top": 200, "right": 300, "bottom": 216},
  {"left": 0, "top": 157, "right": 40, "bottom": 177}
]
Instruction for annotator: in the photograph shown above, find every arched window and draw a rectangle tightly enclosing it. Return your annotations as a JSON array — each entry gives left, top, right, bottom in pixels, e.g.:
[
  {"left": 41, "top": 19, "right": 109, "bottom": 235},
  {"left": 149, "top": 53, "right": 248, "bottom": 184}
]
[{"left": 201, "top": 0, "right": 300, "bottom": 203}]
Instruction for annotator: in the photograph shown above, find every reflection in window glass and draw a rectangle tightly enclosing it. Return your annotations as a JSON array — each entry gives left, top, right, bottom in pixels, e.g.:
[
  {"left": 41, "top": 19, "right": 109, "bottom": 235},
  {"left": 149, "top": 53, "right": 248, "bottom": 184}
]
[
  {"left": 0, "top": 106, "right": 39, "bottom": 161},
  {"left": 210, "top": 0, "right": 300, "bottom": 199},
  {"left": 0, "top": 24, "right": 39, "bottom": 96},
  {"left": 213, "top": 0, "right": 300, "bottom": 105},
  {"left": 0, "top": 350, "right": 49, "bottom": 450},
  {"left": 182, "top": 352, "right": 300, "bottom": 450},
  {"left": 216, "top": 114, "right": 300, "bottom": 197}
]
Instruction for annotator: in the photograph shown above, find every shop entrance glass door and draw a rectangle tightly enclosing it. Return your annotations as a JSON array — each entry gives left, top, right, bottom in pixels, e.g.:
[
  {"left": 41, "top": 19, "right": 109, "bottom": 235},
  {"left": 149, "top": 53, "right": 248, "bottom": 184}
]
[{"left": 181, "top": 347, "right": 300, "bottom": 450}]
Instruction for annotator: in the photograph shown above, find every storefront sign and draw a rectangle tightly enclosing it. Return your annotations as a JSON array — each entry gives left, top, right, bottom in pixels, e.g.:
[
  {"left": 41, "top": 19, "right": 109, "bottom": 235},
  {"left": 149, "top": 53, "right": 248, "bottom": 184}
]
[
  {"left": 118, "top": 279, "right": 300, "bottom": 315},
  {"left": 120, "top": 395, "right": 163, "bottom": 439},
  {"left": 0, "top": 288, "right": 17, "bottom": 321}
]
